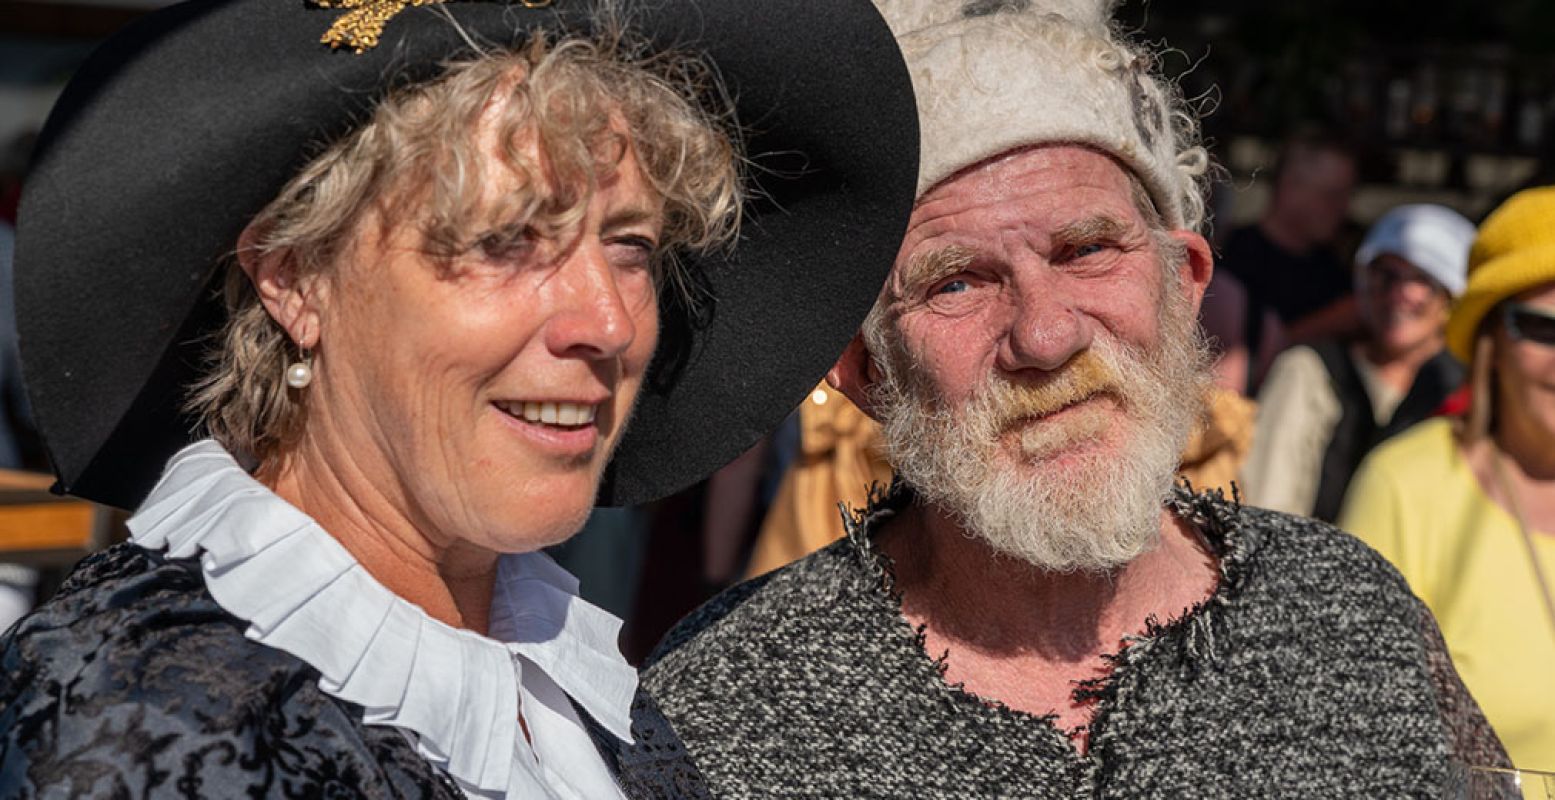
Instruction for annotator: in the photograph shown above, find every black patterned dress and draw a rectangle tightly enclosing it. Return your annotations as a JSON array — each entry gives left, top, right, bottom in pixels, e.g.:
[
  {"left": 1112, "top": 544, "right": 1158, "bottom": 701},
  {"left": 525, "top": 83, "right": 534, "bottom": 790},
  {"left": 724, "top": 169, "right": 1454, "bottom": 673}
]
[{"left": 0, "top": 544, "right": 710, "bottom": 799}]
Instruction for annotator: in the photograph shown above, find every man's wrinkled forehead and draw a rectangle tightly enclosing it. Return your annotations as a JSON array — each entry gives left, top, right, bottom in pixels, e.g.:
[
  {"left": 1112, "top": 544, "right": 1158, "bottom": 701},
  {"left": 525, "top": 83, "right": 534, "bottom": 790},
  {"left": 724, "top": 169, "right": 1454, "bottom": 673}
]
[
  {"left": 881, "top": 147, "right": 1160, "bottom": 297},
  {"left": 908, "top": 144, "right": 1158, "bottom": 228}
]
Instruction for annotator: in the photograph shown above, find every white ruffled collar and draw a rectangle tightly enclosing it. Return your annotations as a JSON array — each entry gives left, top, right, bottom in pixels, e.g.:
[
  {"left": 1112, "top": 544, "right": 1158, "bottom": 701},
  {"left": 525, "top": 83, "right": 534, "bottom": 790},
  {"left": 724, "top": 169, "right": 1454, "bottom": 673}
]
[{"left": 126, "top": 440, "right": 638, "bottom": 797}]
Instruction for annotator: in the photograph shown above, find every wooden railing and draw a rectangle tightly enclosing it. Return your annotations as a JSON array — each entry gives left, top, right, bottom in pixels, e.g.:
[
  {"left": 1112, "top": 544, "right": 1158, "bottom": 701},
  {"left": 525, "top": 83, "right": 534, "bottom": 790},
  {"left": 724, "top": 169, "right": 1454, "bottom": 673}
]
[{"left": 0, "top": 470, "right": 110, "bottom": 568}]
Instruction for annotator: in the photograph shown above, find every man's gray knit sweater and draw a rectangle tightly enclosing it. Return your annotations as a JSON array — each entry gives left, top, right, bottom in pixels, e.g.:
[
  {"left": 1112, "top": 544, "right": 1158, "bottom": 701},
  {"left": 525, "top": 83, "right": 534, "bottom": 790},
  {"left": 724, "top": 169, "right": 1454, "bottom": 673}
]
[{"left": 643, "top": 486, "right": 1507, "bottom": 798}]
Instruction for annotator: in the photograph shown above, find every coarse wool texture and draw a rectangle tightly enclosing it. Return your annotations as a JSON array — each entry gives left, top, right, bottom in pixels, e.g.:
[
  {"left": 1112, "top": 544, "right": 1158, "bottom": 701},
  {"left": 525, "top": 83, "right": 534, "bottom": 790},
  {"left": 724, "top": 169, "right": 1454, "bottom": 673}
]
[{"left": 643, "top": 485, "right": 1508, "bottom": 798}]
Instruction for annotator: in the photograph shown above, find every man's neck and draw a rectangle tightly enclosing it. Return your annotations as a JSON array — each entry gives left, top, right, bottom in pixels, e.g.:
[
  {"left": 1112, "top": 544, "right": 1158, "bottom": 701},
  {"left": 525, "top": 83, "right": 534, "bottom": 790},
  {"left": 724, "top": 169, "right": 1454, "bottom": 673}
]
[{"left": 875, "top": 501, "right": 1219, "bottom": 751}]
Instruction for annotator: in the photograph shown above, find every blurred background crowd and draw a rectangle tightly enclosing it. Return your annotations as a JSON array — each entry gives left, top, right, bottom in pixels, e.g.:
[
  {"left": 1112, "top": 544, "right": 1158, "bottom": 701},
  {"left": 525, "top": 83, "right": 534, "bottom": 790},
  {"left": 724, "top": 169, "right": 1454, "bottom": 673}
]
[{"left": 2, "top": 0, "right": 1554, "bottom": 770}]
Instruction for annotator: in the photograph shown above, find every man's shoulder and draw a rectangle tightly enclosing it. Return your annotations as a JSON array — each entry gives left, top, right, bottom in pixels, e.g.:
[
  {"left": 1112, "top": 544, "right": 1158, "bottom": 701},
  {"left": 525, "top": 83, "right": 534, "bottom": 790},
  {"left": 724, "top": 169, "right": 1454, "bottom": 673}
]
[
  {"left": 1213, "top": 498, "right": 1506, "bottom": 769},
  {"left": 646, "top": 536, "right": 867, "bottom": 676},
  {"left": 1175, "top": 489, "right": 1413, "bottom": 607},
  {"left": 1237, "top": 501, "right": 1389, "bottom": 563},
  {"left": 1230, "top": 500, "right": 1420, "bottom": 610}
]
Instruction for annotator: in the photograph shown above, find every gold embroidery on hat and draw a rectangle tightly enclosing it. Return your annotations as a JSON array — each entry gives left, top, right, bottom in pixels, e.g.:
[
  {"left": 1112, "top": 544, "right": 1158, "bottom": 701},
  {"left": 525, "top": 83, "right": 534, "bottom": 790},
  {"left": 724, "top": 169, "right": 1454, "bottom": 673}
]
[{"left": 311, "top": 0, "right": 554, "bottom": 54}]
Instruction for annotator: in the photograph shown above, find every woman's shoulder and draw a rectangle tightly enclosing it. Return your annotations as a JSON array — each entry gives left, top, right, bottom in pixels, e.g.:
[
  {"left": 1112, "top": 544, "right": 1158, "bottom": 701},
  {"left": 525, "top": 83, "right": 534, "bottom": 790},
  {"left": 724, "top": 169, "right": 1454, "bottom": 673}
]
[
  {"left": 1, "top": 543, "right": 457, "bottom": 797},
  {"left": 46, "top": 539, "right": 204, "bottom": 603},
  {"left": 1, "top": 542, "right": 301, "bottom": 728},
  {"left": 6, "top": 542, "right": 259, "bottom": 667}
]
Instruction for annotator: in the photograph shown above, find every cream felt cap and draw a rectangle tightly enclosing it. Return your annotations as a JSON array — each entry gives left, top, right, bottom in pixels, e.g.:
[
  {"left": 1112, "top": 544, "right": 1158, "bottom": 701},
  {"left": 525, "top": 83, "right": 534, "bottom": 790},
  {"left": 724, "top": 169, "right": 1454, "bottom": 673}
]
[{"left": 874, "top": 0, "right": 1210, "bottom": 231}]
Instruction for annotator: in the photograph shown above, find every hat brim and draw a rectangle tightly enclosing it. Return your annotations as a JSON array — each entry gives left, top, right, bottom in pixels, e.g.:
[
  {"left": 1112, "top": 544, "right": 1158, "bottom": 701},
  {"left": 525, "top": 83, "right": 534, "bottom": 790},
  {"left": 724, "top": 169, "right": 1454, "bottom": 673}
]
[
  {"left": 1446, "top": 243, "right": 1555, "bottom": 365},
  {"left": 16, "top": 0, "right": 918, "bottom": 509}
]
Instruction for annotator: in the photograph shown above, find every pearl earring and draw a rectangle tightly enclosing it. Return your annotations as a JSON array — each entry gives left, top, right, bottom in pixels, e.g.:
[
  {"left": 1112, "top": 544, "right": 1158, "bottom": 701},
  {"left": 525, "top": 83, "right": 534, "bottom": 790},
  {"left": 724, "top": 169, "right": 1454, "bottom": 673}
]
[{"left": 285, "top": 348, "right": 314, "bottom": 389}]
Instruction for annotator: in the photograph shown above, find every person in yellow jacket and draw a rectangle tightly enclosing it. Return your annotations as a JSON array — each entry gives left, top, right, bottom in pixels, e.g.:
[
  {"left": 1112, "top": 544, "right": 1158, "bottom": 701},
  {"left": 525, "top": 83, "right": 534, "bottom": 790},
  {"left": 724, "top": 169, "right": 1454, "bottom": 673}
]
[
  {"left": 1340, "top": 186, "right": 1555, "bottom": 771},
  {"left": 746, "top": 384, "right": 1255, "bottom": 578}
]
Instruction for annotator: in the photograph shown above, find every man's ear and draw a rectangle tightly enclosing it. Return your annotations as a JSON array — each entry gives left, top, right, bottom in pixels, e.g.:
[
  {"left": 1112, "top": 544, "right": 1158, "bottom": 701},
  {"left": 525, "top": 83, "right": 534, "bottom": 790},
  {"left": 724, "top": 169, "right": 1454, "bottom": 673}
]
[
  {"left": 1167, "top": 229, "right": 1214, "bottom": 317},
  {"left": 826, "top": 333, "right": 885, "bottom": 421},
  {"left": 236, "top": 221, "right": 322, "bottom": 349}
]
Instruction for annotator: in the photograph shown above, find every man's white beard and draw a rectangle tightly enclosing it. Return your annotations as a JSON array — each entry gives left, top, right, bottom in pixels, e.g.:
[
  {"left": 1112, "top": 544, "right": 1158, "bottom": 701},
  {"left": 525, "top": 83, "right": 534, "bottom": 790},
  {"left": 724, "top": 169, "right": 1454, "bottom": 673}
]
[{"left": 869, "top": 282, "right": 1211, "bottom": 574}]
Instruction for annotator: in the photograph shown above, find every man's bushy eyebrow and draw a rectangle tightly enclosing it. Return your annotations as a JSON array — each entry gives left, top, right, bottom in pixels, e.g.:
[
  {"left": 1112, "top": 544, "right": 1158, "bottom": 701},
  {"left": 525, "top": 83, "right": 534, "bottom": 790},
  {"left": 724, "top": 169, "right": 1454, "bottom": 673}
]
[
  {"left": 898, "top": 244, "right": 976, "bottom": 298},
  {"left": 893, "top": 215, "right": 1134, "bottom": 300},
  {"left": 1050, "top": 215, "right": 1130, "bottom": 249}
]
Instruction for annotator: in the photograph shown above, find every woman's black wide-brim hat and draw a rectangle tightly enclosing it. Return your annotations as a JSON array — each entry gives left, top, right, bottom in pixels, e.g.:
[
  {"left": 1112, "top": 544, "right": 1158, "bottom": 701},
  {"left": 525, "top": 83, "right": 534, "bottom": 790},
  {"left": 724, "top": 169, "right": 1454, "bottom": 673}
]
[{"left": 16, "top": 0, "right": 918, "bottom": 509}]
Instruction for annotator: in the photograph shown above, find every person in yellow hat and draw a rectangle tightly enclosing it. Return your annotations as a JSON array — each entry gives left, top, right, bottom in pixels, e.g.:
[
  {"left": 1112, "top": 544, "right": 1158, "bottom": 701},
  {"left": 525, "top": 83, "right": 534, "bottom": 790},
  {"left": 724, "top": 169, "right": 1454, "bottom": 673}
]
[{"left": 1340, "top": 186, "right": 1555, "bottom": 771}]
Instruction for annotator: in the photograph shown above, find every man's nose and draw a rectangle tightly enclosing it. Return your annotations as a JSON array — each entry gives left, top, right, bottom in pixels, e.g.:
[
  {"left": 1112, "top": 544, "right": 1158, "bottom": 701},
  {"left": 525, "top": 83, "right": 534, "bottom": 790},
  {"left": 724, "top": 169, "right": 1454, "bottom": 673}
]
[
  {"left": 997, "top": 277, "right": 1092, "bottom": 373},
  {"left": 544, "top": 245, "right": 640, "bottom": 360}
]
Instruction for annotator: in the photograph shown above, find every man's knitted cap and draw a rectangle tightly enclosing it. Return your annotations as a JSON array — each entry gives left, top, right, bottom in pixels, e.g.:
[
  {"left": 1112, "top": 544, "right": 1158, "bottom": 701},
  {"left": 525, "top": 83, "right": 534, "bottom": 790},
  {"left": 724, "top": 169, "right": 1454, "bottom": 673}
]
[
  {"left": 873, "top": 0, "right": 1210, "bottom": 231},
  {"left": 1353, "top": 204, "right": 1476, "bottom": 298},
  {"left": 1446, "top": 186, "right": 1555, "bottom": 364}
]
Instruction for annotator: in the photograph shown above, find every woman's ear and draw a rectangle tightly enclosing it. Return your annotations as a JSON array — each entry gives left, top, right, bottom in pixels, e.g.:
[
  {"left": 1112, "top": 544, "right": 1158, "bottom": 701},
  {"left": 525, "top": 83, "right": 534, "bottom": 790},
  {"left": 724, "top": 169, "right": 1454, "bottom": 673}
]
[
  {"left": 236, "top": 222, "right": 321, "bottom": 349},
  {"left": 826, "top": 333, "right": 886, "bottom": 421}
]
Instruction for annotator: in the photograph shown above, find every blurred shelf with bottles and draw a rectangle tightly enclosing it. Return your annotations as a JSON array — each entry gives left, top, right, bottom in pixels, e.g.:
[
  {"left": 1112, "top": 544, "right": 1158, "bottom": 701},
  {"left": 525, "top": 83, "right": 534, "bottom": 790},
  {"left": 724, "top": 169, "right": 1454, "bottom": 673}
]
[
  {"left": 1120, "top": 0, "right": 1555, "bottom": 227},
  {"left": 3, "top": 0, "right": 1553, "bottom": 228}
]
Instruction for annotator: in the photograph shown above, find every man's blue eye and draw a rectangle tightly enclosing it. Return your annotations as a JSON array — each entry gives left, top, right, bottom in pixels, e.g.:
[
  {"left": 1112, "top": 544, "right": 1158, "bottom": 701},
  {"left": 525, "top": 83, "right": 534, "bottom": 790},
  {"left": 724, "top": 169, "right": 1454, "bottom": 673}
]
[
  {"left": 1074, "top": 243, "right": 1105, "bottom": 258},
  {"left": 935, "top": 279, "right": 969, "bottom": 295}
]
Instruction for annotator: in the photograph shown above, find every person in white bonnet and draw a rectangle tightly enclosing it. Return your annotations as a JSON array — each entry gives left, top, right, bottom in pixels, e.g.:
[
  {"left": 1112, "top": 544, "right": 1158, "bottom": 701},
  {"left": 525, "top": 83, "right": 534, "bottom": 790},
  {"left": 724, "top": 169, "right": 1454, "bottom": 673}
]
[
  {"left": 1242, "top": 204, "right": 1477, "bottom": 522},
  {"left": 643, "top": 1, "right": 1508, "bottom": 796}
]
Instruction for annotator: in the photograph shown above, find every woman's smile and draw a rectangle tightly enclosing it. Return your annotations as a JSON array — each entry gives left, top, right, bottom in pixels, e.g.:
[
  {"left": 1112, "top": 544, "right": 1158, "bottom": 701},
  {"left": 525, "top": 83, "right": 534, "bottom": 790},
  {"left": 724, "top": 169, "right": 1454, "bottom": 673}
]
[{"left": 491, "top": 398, "right": 605, "bottom": 458}]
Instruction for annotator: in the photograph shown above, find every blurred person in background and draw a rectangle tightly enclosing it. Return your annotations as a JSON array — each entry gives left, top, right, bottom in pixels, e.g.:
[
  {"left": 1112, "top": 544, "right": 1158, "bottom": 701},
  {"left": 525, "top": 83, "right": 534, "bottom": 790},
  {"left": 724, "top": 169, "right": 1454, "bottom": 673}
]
[
  {"left": 1242, "top": 204, "right": 1473, "bottom": 521},
  {"left": 0, "top": 0, "right": 917, "bottom": 795},
  {"left": 1340, "top": 187, "right": 1555, "bottom": 772},
  {"left": 1202, "top": 129, "right": 1359, "bottom": 393}
]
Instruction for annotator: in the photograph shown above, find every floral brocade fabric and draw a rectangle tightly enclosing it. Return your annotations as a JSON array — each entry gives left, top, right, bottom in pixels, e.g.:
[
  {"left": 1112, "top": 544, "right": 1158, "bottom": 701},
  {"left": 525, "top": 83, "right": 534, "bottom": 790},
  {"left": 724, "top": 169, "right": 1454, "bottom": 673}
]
[
  {"left": 0, "top": 544, "right": 711, "bottom": 800},
  {"left": 0, "top": 544, "right": 455, "bottom": 798}
]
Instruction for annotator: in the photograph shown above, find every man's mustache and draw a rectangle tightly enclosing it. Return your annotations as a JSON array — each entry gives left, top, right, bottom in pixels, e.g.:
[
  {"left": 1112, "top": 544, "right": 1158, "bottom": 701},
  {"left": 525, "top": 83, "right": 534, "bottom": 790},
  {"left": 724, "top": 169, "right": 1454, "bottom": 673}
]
[{"left": 973, "top": 349, "right": 1124, "bottom": 432}]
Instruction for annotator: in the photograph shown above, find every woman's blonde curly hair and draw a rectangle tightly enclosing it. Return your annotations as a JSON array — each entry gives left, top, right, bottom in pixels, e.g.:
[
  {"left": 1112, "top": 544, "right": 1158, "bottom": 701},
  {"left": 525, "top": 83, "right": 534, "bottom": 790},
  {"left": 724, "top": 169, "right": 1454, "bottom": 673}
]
[{"left": 187, "top": 27, "right": 743, "bottom": 464}]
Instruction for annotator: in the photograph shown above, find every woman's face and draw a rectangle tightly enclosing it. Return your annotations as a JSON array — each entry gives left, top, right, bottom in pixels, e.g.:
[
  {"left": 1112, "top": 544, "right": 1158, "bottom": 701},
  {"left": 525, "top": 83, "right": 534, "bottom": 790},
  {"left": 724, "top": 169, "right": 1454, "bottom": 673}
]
[
  {"left": 1361, "top": 253, "right": 1450, "bottom": 358},
  {"left": 1494, "top": 281, "right": 1555, "bottom": 444},
  {"left": 308, "top": 119, "right": 664, "bottom": 556}
]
